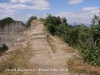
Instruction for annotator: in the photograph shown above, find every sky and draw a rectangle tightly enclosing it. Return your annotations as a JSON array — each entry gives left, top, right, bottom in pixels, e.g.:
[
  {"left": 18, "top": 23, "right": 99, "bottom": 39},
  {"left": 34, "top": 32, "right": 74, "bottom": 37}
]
[{"left": 0, "top": 0, "right": 100, "bottom": 25}]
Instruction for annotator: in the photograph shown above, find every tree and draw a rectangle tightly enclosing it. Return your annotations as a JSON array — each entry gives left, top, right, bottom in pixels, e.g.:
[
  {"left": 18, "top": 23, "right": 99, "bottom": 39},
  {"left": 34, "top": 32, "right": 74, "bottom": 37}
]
[
  {"left": 0, "top": 17, "right": 15, "bottom": 28},
  {"left": 78, "top": 15, "right": 100, "bottom": 66},
  {"left": 47, "top": 23, "right": 56, "bottom": 35},
  {"left": 43, "top": 14, "right": 68, "bottom": 35},
  {"left": 43, "top": 14, "right": 100, "bottom": 66},
  {"left": 90, "top": 15, "right": 100, "bottom": 47}
]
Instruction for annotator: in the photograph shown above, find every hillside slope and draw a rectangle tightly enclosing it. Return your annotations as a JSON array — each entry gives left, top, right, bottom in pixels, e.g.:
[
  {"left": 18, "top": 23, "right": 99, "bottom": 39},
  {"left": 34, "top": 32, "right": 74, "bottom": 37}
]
[
  {"left": 0, "top": 20, "right": 76, "bottom": 75},
  {"left": 22, "top": 20, "right": 76, "bottom": 75}
]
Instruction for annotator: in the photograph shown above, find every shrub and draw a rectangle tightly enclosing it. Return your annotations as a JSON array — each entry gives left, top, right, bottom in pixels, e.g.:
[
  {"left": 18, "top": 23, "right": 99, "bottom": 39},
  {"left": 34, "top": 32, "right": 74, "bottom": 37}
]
[
  {"left": 0, "top": 44, "right": 8, "bottom": 56},
  {"left": 43, "top": 14, "right": 100, "bottom": 66},
  {"left": 0, "top": 17, "right": 15, "bottom": 28}
]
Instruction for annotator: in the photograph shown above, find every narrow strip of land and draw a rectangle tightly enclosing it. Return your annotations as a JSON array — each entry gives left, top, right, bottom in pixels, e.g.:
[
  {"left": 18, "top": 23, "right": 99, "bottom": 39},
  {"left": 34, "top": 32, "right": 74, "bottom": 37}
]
[{"left": 22, "top": 20, "right": 75, "bottom": 75}]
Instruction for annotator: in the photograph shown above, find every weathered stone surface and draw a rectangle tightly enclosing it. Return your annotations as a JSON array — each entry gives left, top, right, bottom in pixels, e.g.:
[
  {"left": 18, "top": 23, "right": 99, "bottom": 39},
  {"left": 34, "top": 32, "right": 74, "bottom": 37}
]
[{"left": 0, "top": 21, "right": 26, "bottom": 48}]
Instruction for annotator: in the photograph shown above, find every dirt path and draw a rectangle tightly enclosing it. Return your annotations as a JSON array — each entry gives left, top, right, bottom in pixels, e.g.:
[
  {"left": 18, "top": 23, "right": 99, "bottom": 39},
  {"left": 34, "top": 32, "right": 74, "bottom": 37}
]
[{"left": 23, "top": 20, "right": 76, "bottom": 75}]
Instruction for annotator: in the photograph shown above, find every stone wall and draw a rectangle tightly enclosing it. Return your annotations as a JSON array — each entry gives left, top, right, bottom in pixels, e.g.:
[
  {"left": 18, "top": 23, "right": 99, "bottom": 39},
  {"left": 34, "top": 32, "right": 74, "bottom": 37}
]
[{"left": 0, "top": 21, "right": 26, "bottom": 48}]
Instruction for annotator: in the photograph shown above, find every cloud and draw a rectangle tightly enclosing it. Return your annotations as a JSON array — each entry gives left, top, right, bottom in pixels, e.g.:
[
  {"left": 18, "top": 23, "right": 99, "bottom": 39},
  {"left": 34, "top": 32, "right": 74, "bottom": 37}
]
[
  {"left": 0, "top": 9, "right": 17, "bottom": 20},
  {"left": 31, "top": 0, "right": 50, "bottom": 10},
  {"left": 68, "top": 0, "right": 84, "bottom": 4},
  {"left": 0, "top": 1, "right": 49, "bottom": 10},
  {"left": 10, "top": 0, "right": 33, "bottom": 3},
  {"left": 0, "top": 0, "right": 50, "bottom": 22},
  {"left": 0, "top": 3, "right": 29, "bottom": 10},
  {"left": 55, "top": 8, "right": 99, "bottom": 24},
  {"left": 82, "top": 7, "right": 99, "bottom": 11},
  {"left": 10, "top": 14, "right": 46, "bottom": 23},
  {"left": 9, "top": 0, "right": 50, "bottom": 10}
]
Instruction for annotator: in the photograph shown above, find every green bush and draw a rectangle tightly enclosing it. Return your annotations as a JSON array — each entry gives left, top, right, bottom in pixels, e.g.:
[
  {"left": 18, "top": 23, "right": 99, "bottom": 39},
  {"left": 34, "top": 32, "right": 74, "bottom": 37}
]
[
  {"left": 44, "top": 14, "right": 67, "bottom": 35},
  {"left": 47, "top": 23, "right": 56, "bottom": 35},
  {"left": 0, "top": 44, "right": 8, "bottom": 56},
  {"left": 81, "top": 46, "right": 100, "bottom": 66},
  {"left": 0, "top": 17, "right": 15, "bottom": 28}
]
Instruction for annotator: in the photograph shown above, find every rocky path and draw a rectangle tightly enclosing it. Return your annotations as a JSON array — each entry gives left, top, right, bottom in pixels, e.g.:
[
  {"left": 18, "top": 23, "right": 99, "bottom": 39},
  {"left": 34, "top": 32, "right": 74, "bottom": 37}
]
[{"left": 22, "top": 20, "right": 76, "bottom": 75}]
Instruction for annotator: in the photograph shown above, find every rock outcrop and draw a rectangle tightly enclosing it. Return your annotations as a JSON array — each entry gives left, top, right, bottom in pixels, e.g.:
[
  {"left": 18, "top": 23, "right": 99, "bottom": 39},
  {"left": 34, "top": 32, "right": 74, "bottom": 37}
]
[
  {"left": 0, "top": 21, "right": 26, "bottom": 48},
  {"left": 60, "top": 18, "right": 67, "bottom": 25}
]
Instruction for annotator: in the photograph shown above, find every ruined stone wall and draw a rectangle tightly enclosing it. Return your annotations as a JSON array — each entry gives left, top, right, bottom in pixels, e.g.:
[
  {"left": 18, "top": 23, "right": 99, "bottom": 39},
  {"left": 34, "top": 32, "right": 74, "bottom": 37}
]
[{"left": 0, "top": 21, "right": 26, "bottom": 48}]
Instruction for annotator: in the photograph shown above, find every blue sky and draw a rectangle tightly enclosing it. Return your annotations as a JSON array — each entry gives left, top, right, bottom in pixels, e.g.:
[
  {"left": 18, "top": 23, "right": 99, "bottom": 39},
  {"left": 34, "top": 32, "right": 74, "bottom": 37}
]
[{"left": 0, "top": 0, "right": 100, "bottom": 25}]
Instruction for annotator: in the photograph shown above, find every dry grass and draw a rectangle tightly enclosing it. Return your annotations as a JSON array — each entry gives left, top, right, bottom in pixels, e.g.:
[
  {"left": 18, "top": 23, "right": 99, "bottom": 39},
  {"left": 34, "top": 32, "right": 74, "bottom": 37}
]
[
  {"left": 62, "top": 47, "right": 75, "bottom": 53},
  {"left": 51, "top": 45, "right": 56, "bottom": 53},
  {"left": 52, "top": 36, "right": 75, "bottom": 53},
  {"left": 30, "top": 20, "right": 39, "bottom": 25},
  {"left": 67, "top": 55, "right": 100, "bottom": 75},
  {"left": 42, "top": 24, "right": 50, "bottom": 34},
  {"left": 42, "top": 26, "right": 49, "bottom": 33},
  {"left": 47, "top": 37, "right": 56, "bottom": 53},
  {"left": 54, "top": 36, "right": 65, "bottom": 44},
  {"left": 47, "top": 35, "right": 75, "bottom": 53},
  {"left": 0, "top": 42, "right": 32, "bottom": 75}
]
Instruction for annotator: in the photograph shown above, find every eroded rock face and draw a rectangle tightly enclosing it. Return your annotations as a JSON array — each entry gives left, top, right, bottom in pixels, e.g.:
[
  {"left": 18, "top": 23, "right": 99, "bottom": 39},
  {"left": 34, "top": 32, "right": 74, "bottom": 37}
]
[
  {"left": 60, "top": 18, "right": 67, "bottom": 25},
  {"left": 0, "top": 21, "right": 26, "bottom": 48}
]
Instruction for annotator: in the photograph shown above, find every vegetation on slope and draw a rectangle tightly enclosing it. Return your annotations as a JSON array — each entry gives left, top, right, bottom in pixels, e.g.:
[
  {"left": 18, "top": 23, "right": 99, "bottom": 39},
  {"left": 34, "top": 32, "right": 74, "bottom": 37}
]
[
  {"left": 42, "top": 14, "right": 100, "bottom": 66},
  {"left": 0, "top": 44, "right": 8, "bottom": 56},
  {"left": 26, "top": 16, "right": 37, "bottom": 28},
  {"left": 0, "top": 17, "right": 15, "bottom": 28},
  {"left": 0, "top": 42, "right": 32, "bottom": 75}
]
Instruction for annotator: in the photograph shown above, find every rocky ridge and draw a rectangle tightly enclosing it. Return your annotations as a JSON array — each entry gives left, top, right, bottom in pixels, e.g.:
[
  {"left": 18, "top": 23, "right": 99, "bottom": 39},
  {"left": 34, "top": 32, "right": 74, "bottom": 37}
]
[{"left": 0, "top": 20, "right": 77, "bottom": 75}]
